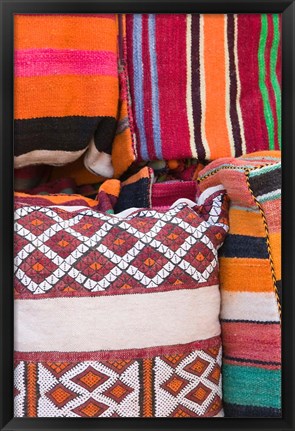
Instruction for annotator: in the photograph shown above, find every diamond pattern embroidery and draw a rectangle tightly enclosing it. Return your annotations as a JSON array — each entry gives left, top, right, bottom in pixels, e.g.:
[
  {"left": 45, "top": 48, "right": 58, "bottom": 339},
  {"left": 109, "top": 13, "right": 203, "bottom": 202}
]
[
  {"left": 71, "top": 366, "right": 109, "bottom": 392},
  {"left": 14, "top": 196, "right": 228, "bottom": 297},
  {"left": 19, "top": 250, "right": 58, "bottom": 284},
  {"left": 45, "top": 231, "right": 82, "bottom": 259},
  {"left": 46, "top": 384, "right": 77, "bottom": 408},
  {"left": 154, "top": 346, "right": 223, "bottom": 417},
  {"left": 186, "top": 383, "right": 212, "bottom": 405},
  {"left": 161, "top": 375, "right": 189, "bottom": 396},
  {"left": 15, "top": 347, "right": 222, "bottom": 418},
  {"left": 17, "top": 210, "right": 55, "bottom": 236},
  {"left": 32, "top": 360, "right": 140, "bottom": 417},
  {"left": 72, "top": 398, "right": 109, "bottom": 417},
  {"left": 104, "top": 381, "right": 133, "bottom": 402}
]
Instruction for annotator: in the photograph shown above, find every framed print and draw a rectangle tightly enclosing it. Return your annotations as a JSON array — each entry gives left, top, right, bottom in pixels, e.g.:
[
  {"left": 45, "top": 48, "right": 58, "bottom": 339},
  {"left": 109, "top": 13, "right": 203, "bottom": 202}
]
[{"left": 0, "top": 0, "right": 294, "bottom": 430}]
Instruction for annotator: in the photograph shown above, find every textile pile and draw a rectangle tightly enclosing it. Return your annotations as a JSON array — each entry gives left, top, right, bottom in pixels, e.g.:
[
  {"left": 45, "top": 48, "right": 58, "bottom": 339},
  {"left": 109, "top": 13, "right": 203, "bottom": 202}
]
[{"left": 13, "top": 13, "right": 281, "bottom": 418}]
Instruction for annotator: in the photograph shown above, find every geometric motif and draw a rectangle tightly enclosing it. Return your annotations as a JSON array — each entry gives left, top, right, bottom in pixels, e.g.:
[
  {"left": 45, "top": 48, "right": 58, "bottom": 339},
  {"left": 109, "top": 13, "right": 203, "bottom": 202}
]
[
  {"left": 14, "top": 344, "right": 223, "bottom": 417},
  {"left": 14, "top": 188, "right": 228, "bottom": 417},
  {"left": 34, "top": 361, "right": 140, "bottom": 417},
  {"left": 14, "top": 191, "right": 229, "bottom": 298},
  {"left": 154, "top": 346, "right": 223, "bottom": 417}
]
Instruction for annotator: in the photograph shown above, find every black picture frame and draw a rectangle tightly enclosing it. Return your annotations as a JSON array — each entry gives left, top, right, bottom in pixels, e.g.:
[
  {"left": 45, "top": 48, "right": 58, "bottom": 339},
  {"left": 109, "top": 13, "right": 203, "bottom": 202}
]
[{"left": 0, "top": 1, "right": 294, "bottom": 430}]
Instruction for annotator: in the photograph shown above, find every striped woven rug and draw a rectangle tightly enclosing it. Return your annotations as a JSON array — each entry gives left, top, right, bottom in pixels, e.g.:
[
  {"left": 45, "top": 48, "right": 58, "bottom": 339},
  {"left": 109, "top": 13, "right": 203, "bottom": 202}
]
[
  {"left": 126, "top": 14, "right": 281, "bottom": 161},
  {"left": 14, "top": 14, "right": 119, "bottom": 177},
  {"left": 198, "top": 151, "right": 281, "bottom": 417}
]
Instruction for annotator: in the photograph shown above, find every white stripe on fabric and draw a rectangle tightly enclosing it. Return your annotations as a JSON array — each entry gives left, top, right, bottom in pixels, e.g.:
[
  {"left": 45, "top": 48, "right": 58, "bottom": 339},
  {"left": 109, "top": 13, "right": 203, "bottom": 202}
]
[
  {"left": 221, "top": 291, "right": 280, "bottom": 322},
  {"left": 15, "top": 285, "right": 221, "bottom": 352}
]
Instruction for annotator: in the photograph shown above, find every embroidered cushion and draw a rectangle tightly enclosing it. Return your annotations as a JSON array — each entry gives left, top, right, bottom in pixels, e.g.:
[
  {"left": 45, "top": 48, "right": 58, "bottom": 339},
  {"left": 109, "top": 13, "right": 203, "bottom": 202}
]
[
  {"left": 14, "top": 186, "right": 229, "bottom": 417},
  {"left": 198, "top": 151, "right": 281, "bottom": 417}
]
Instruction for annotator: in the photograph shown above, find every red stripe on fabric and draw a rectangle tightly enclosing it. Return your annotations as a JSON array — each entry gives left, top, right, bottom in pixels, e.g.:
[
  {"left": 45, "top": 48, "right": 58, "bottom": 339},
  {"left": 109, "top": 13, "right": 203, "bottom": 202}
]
[
  {"left": 222, "top": 321, "right": 281, "bottom": 363},
  {"left": 238, "top": 15, "right": 269, "bottom": 152},
  {"left": 265, "top": 16, "right": 279, "bottom": 150},
  {"left": 151, "top": 181, "right": 197, "bottom": 207},
  {"left": 15, "top": 49, "right": 117, "bottom": 78},
  {"left": 142, "top": 15, "right": 156, "bottom": 160},
  {"left": 155, "top": 14, "right": 191, "bottom": 159},
  {"left": 14, "top": 279, "right": 219, "bottom": 300},
  {"left": 276, "top": 15, "right": 282, "bottom": 88},
  {"left": 14, "top": 336, "right": 221, "bottom": 362}
]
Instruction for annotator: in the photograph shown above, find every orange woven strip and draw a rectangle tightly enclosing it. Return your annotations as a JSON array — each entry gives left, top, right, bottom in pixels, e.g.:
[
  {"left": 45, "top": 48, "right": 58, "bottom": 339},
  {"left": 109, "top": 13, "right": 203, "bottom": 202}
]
[
  {"left": 142, "top": 358, "right": 153, "bottom": 417},
  {"left": 27, "top": 363, "right": 37, "bottom": 417}
]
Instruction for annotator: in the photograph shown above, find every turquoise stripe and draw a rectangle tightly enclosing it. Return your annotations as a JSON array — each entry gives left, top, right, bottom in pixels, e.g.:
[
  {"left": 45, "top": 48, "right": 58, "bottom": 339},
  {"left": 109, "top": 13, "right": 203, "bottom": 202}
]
[
  {"left": 257, "top": 191, "right": 281, "bottom": 203},
  {"left": 249, "top": 162, "right": 281, "bottom": 177},
  {"left": 223, "top": 364, "right": 281, "bottom": 409},
  {"left": 133, "top": 15, "right": 149, "bottom": 160},
  {"left": 198, "top": 164, "right": 265, "bottom": 179},
  {"left": 148, "top": 14, "right": 163, "bottom": 160}
]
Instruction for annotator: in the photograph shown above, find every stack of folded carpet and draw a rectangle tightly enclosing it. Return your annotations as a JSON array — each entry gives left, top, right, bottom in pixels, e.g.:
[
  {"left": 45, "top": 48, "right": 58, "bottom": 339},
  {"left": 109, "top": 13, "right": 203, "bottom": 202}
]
[{"left": 13, "top": 13, "right": 281, "bottom": 418}]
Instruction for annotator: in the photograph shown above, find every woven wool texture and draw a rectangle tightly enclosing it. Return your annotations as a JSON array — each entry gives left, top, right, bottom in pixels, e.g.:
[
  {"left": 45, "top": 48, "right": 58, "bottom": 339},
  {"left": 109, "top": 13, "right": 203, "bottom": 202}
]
[
  {"left": 126, "top": 14, "right": 281, "bottom": 162},
  {"left": 14, "top": 188, "right": 229, "bottom": 417},
  {"left": 14, "top": 14, "right": 119, "bottom": 178},
  {"left": 198, "top": 151, "right": 281, "bottom": 417}
]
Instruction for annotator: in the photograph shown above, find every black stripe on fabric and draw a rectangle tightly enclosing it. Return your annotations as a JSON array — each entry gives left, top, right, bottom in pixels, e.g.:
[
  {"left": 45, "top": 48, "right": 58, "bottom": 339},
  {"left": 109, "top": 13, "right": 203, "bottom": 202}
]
[
  {"left": 224, "top": 356, "right": 281, "bottom": 366},
  {"left": 221, "top": 319, "right": 280, "bottom": 325},
  {"left": 276, "top": 279, "right": 282, "bottom": 303},
  {"left": 219, "top": 234, "right": 269, "bottom": 259},
  {"left": 191, "top": 14, "right": 205, "bottom": 160},
  {"left": 14, "top": 116, "right": 116, "bottom": 156},
  {"left": 223, "top": 402, "right": 281, "bottom": 418},
  {"left": 94, "top": 116, "right": 117, "bottom": 155},
  {"left": 227, "top": 14, "right": 243, "bottom": 156},
  {"left": 115, "top": 178, "right": 150, "bottom": 213},
  {"left": 249, "top": 168, "right": 281, "bottom": 197}
]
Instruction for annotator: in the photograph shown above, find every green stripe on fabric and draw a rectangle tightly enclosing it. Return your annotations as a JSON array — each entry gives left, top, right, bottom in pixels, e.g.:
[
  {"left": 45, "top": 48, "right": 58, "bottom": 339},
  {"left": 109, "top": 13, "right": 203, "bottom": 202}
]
[
  {"left": 258, "top": 14, "right": 275, "bottom": 150},
  {"left": 223, "top": 364, "right": 281, "bottom": 409},
  {"left": 270, "top": 14, "right": 282, "bottom": 148},
  {"left": 249, "top": 162, "right": 281, "bottom": 177}
]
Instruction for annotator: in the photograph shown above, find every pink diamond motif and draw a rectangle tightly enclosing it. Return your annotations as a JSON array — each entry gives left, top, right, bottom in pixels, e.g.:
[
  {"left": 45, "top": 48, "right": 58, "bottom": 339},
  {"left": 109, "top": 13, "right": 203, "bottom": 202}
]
[
  {"left": 17, "top": 210, "right": 55, "bottom": 236},
  {"left": 45, "top": 230, "right": 81, "bottom": 258},
  {"left": 74, "top": 250, "right": 115, "bottom": 281},
  {"left": 158, "top": 224, "right": 190, "bottom": 251},
  {"left": 132, "top": 246, "right": 168, "bottom": 278},
  {"left": 72, "top": 215, "right": 105, "bottom": 237},
  {"left": 19, "top": 250, "right": 58, "bottom": 283},
  {"left": 101, "top": 227, "right": 138, "bottom": 257}
]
